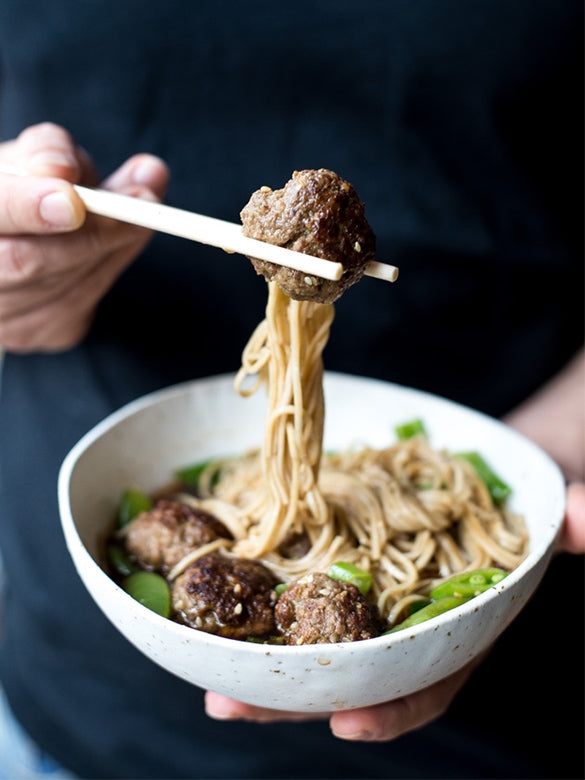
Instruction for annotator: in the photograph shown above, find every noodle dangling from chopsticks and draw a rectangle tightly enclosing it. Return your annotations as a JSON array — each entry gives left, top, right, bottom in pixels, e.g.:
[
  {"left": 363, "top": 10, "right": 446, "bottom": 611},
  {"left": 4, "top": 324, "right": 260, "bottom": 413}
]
[{"left": 228, "top": 283, "right": 338, "bottom": 565}]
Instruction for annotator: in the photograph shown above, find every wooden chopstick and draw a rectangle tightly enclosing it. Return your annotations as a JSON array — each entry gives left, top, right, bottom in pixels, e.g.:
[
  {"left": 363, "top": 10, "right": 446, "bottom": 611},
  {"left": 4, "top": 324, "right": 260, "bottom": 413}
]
[
  {"left": 76, "top": 185, "right": 347, "bottom": 281},
  {"left": 0, "top": 163, "right": 399, "bottom": 284},
  {"left": 365, "top": 261, "right": 399, "bottom": 283}
]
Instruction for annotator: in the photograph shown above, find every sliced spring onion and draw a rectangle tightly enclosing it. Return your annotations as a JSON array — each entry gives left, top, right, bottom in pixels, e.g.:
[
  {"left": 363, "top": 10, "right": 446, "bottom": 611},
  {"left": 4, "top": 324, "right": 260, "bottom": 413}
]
[
  {"left": 123, "top": 571, "right": 171, "bottom": 618},
  {"left": 118, "top": 487, "right": 153, "bottom": 528},
  {"left": 395, "top": 418, "right": 427, "bottom": 440},
  {"left": 326, "top": 561, "right": 372, "bottom": 596},
  {"left": 455, "top": 451, "right": 511, "bottom": 504}
]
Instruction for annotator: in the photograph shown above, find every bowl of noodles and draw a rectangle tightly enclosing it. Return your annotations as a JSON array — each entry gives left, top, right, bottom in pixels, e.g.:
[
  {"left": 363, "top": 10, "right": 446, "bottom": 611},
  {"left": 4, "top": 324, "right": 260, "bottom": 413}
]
[{"left": 58, "top": 361, "right": 565, "bottom": 711}]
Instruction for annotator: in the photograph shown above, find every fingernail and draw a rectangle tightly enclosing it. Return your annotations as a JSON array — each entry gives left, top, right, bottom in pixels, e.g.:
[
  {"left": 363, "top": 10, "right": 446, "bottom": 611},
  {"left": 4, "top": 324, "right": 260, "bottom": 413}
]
[
  {"left": 29, "top": 151, "right": 78, "bottom": 174},
  {"left": 120, "top": 185, "right": 159, "bottom": 203},
  {"left": 131, "top": 157, "right": 162, "bottom": 186},
  {"left": 332, "top": 728, "right": 375, "bottom": 741},
  {"left": 206, "top": 708, "right": 235, "bottom": 721},
  {"left": 40, "top": 192, "right": 78, "bottom": 228},
  {"left": 204, "top": 700, "right": 237, "bottom": 720}
]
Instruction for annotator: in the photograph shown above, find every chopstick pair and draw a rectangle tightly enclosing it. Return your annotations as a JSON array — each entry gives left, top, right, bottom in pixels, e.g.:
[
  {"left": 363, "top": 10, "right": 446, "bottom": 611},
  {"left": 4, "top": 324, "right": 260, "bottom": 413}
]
[{"left": 0, "top": 163, "right": 399, "bottom": 284}]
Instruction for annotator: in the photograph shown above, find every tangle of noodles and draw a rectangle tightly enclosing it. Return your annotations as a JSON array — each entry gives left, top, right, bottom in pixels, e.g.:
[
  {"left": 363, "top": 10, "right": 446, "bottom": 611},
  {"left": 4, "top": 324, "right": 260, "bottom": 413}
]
[{"left": 181, "top": 282, "right": 527, "bottom": 625}]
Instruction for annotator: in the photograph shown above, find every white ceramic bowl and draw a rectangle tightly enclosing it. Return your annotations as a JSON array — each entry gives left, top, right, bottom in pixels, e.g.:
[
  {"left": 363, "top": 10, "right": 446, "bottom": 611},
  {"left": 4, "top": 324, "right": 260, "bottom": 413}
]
[{"left": 58, "top": 373, "right": 565, "bottom": 712}]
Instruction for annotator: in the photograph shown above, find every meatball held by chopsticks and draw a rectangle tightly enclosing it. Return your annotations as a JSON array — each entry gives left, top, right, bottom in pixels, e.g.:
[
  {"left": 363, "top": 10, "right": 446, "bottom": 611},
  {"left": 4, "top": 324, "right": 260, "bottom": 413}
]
[{"left": 240, "top": 169, "right": 376, "bottom": 304}]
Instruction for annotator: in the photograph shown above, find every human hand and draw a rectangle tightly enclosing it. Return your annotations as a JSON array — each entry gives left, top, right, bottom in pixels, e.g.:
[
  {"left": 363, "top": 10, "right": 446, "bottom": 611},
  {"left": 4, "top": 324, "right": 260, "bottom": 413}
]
[
  {"left": 0, "top": 122, "right": 169, "bottom": 351},
  {"left": 503, "top": 349, "right": 584, "bottom": 484},
  {"left": 504, "top": 348, "right": 585, "bottom": 553},
  {"left": 204, "top": 655, "right": 481, "bottom": 740},
  {"left": 557, "top": 482, "right": 585, "bottom": 555}
]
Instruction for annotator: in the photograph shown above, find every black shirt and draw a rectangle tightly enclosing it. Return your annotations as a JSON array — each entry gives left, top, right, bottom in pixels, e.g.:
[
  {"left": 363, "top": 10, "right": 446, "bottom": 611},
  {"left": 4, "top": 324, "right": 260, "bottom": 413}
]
[{"left": 0, "top": 1, "right": 583, "bottom": 777}]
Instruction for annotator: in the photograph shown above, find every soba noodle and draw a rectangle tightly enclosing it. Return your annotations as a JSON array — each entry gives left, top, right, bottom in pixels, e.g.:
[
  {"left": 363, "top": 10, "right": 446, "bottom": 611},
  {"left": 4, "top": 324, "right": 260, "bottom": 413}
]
[{"left": 177, "top": 282, "right": 527, "bottom": 624}]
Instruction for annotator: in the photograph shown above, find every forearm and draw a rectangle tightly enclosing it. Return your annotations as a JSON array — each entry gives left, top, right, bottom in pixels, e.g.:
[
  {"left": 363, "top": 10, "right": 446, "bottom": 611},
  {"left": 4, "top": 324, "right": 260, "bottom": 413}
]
[{"left": 503, "top": 348, "right": 585, "bottom": 482}]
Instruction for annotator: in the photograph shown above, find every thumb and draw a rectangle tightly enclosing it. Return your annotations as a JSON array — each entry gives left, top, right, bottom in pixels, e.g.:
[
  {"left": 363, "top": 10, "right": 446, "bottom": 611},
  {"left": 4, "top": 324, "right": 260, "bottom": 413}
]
[{"left": 558, "top": 483, "right": 585, "bottom": 555}]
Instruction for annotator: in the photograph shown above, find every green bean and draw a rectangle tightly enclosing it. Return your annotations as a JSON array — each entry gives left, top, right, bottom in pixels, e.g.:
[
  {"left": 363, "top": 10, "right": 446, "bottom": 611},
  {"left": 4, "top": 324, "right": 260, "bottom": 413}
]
[
  {"left": 123, "top": 571, "right": 171, "bottom": 618},
  {"left": 430, "top": 568, "right": 508, "bottom": 600},
  {"left": 455, "top": 451, "right": 511, "bottom": 504},
  {"left": 395, "top": 418, "right": 427, "bottom": 440},
  {"left": 117, "top": 487, "right": 153, "bottom": 528},
  {"left": 387, "top": 596, "right": 469, "bottom": 633},
  {"left": 246, "top": 635, "right": 284, "bottom": 645},
  {"left": 408, "top": 598, "right": 431, "bottom": 616},
  {"left": 106, "top": 544, "right": 136, "bottom": 578},
  {"left": 326, "top": 561, "right": 372, "bottom": 596},
  {"left": 176, "top": 458, "right": 222, "bottom": 491}
]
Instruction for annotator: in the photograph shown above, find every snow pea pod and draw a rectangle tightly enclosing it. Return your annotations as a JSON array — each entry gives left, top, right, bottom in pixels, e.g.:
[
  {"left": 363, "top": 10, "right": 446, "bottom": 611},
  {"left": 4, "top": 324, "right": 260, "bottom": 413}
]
[
  {"left": 455, "top": 451, "right": 511, "bottom": 504},
  {"left": 387, "top": 596, "right": 469, "bottom": 633},
  {"left": 106, "top": 544, "right": 136, "bottom": 578},
  {"left": 118, "top": 487, "right": 153, "bottom": 528},
  {"left": 395, "top": 418, "right": 427, "bottom": 440},
  {"left": 123, "top": 571, "right": 171, "bottom": 618},
  {"left": 327, "top": 561, "right": 373, "bottom": 596},
  {"left": 176, "top": 458, "right": 223, "bottom": 492},
  {"left": 274, "top": 583, "right": 289, "bottom": 597},
  {"left": 430, "top": 568, "right": 508, "bottom": 600}
]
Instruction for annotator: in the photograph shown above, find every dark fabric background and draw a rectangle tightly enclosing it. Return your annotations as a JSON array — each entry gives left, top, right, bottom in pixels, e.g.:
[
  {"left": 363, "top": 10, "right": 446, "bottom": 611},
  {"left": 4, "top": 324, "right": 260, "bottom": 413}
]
[{"left": 0, "top": 1, "right": 583, "bottom": 777}]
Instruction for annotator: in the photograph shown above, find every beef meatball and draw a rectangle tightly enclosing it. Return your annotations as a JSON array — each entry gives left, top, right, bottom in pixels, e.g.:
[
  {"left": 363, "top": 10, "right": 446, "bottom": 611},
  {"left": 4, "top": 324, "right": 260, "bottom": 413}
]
[
  {"left": 171, "top": 554, "right": 279, "bottom": 639},
  {"left": 275, "top": 572, "right": 381, "bottom": 644},
  {"left": 240, "top": 169, "right": 376, "bottom": 303},
  {"left": 124, "top": 500, "right": 231, "bottom": 574}
]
